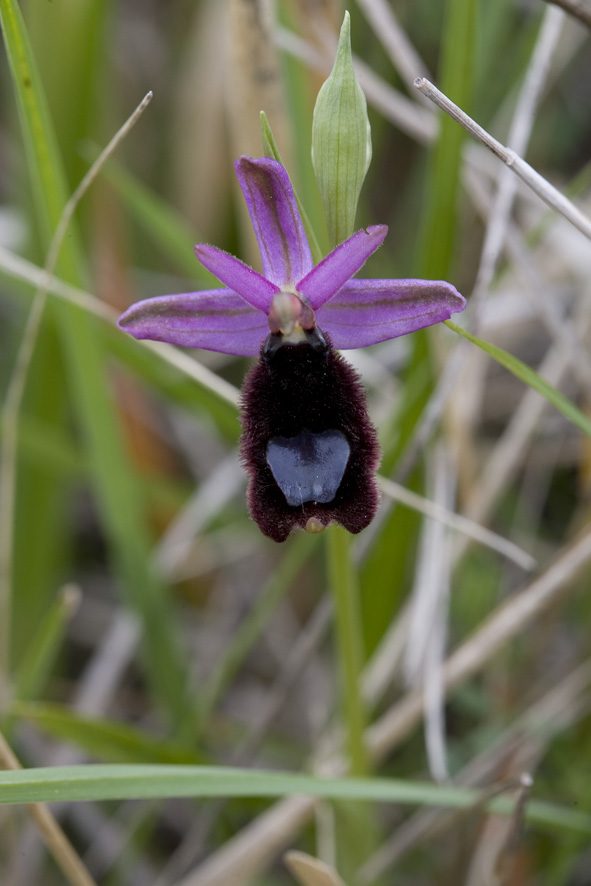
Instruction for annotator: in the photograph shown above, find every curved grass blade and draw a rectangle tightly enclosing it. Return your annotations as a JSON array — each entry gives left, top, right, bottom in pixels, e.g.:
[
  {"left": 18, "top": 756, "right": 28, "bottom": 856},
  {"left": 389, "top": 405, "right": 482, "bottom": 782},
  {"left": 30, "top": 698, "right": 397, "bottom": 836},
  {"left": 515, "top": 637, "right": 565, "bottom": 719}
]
[
  {"left": 445, "top": 320, "right": 591, "bottom": 436},
  {"left": 10, "top": 703, "right": 204, "bottom": 766},
  {"left": 0, "top": 764, "right": 588, "bottom": 836},
  {"left": 0, "top": 0, "right": 192, "bottom": 731}
]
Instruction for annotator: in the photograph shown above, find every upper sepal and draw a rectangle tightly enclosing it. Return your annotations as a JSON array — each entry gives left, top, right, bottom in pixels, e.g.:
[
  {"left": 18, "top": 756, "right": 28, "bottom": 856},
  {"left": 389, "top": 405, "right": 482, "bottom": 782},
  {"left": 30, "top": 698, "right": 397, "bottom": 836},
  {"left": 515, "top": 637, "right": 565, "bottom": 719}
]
[{"left": 235, "top": 156, "right": 314, "bottom": 288}]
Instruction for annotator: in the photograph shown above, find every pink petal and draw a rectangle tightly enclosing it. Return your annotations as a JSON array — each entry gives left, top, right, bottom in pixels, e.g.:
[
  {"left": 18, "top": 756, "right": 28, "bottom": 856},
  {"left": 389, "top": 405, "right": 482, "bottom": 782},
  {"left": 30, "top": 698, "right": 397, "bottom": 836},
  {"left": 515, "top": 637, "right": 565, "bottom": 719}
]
[
  {"left": 316, "top": 278, "right": 466, "bottom": 349},
  {"left": 118, "top": 289, "right": 268, "bottom": 356},
  {"left": 297, "top": 226, "right": 388, "bottom": 309},
  {"left": 235, "top": 156, "right": 313, "bottom": 288},
  {"left": 195, "top": 244, "right": 278, "bottom": 312}
]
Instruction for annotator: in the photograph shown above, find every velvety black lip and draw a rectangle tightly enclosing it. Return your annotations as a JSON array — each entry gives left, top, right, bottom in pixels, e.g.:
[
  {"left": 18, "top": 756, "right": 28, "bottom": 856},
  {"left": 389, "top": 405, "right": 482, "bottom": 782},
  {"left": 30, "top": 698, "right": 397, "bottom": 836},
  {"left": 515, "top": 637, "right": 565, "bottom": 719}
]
[{"left": 240, "top": 332, "right": 381, "bottom": 542}]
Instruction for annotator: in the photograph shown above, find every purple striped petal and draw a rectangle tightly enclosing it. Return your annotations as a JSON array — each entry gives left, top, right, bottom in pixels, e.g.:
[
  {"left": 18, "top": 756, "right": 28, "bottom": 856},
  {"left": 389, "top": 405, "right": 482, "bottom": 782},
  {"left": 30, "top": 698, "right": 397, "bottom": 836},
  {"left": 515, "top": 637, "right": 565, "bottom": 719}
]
[
  {"left": 117, "top": 289, "right": 269, "bottom": 356},
  {"left": 316, "top": 278, "right": 466, "bottom": 349},
  {"left": 297, "top": 226, "right": 388, "bottom": 309},
  {"left": 195, "top": 244, "right": 278, "bottom": 312},
  {"left": 235, "top": 156, "right": 313, "bottom": 288}
]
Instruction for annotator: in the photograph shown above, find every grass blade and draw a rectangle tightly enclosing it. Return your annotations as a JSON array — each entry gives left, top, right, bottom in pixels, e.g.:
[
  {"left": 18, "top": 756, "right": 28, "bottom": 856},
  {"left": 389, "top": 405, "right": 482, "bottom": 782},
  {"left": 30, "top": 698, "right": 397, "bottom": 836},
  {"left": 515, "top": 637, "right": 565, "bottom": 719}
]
[
  {"left": 0, "top": 0, "right": 192, "bottom": 730},
  {"left": 445, "top": 320, "right": 591, "bottom": 436},
  {"left": 0, "top": 764, "right": 588, "bottom": 836}
]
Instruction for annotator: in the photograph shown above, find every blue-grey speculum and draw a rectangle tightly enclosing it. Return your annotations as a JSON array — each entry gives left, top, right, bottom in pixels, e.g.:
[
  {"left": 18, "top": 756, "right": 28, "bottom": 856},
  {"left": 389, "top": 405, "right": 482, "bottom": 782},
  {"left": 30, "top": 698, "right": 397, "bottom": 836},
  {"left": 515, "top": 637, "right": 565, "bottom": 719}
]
[{"left": 266, "top": 428, "right": 351, "bottom": 506}]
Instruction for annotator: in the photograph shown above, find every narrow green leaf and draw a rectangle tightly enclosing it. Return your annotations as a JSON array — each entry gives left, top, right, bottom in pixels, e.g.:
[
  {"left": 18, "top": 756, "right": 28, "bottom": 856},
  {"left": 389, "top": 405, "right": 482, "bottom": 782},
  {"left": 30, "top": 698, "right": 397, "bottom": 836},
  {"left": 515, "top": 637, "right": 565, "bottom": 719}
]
[
  {"left": 0, "top": 0, "right": 192, "bottom": 731},
  {"left": 10, "top": 703, "right": 204, "bottom": 766},
  {"left": 96, "top": 156, "right": 217, "bottom": 284},
  {"left": 445, "top": 321, "right": 591, "bottom": 436},
  {"left": 260, "top": 110, "right": 323, "bottom": 263},
  {"left": 14, "top": 587, "right": 79, "bottom": 700},
  {"left": 0, "top": 764, "right": 588, "bottom": 836}
]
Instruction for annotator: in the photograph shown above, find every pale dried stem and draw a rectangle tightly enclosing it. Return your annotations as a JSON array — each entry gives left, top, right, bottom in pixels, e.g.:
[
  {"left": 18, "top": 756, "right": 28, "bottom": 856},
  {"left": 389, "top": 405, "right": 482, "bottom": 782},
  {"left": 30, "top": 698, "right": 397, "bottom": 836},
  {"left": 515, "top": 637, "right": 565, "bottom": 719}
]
[
  {"left": 175, "top": 531, "right": 591, "bottom": 886},
  {"left": 414, "top": 77, "right": 591, "bottom": 240},
  {"left": 378, "top": 476, "right": 536, "bottom": 570},
  {"left": 284, "top": 850, "right": 346, "bottom": 886},
  {"left": 154, "top": 455, "right": 244, "bottom": 577},
  {"left": 0, "top": 247, "right": 240, "bottom": 406},
  {"left": 355, "top": 0, "right": 433, "bottom": 96},
  {"left": 470, "top": 5, "right": 564, "bottom": 324},
  {"left": 396, "top": 10, "right": 569, "bottom": 481},
  {"left": 465, "top": 165, "right": 591, "bottom": 388},
  {"left": 0, "top": 730, "right": 98, "bottom": 886},
  {"left": 371, "top": 529, "right": 591, "bottom": 757},
  {"left": 544, "top": 0, "right": 591, "bottom": 28},
  {"left": 360, "top": 659, "right": 591, "bottom": 880},
  {"left": 405, "top": 445, "right": 452, "bottom": 782}
]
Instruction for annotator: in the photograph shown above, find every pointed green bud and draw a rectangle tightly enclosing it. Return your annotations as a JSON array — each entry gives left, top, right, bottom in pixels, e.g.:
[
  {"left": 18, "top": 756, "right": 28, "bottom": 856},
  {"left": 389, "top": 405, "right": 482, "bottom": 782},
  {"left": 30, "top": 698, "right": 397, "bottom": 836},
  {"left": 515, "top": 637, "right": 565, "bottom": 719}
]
[{"left": 311, "top": 11, "right": 372, "bottom": 249}]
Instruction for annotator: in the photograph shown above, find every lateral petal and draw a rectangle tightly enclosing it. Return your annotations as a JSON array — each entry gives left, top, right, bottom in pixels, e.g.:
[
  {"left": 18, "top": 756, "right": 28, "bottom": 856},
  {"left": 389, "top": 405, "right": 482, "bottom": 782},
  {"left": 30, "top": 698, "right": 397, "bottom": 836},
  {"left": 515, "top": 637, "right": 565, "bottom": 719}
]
[
  {"left": 195, "top": 244, "right": 278, "bottom": 312},
  {"left": 117, "top": 289, "right": 268, "bottom": 356},
  {"left": 316, "top": 278, "right": 466, "bottom": 349},
  {"left": 297, "top": 225, "right": 388, "bottom": 309},
  {"left": 235, "top": 157, "right": 314, "bottom": 288}
]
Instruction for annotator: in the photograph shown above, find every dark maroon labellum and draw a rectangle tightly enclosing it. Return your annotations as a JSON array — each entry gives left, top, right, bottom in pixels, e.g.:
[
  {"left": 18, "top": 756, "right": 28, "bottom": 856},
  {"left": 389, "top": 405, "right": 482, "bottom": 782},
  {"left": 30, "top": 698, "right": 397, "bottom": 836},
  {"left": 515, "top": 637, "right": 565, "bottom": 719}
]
[{"left": 240, "top": 328, "right": 381, "bottom": 542}]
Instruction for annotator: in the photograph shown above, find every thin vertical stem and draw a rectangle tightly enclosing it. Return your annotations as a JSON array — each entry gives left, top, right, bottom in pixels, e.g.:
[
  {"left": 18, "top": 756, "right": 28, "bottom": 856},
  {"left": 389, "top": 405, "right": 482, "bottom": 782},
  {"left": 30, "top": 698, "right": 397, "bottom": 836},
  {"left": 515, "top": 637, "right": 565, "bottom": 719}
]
[{"left": 326, "top": 526, "right": 368, "bottom": 776}]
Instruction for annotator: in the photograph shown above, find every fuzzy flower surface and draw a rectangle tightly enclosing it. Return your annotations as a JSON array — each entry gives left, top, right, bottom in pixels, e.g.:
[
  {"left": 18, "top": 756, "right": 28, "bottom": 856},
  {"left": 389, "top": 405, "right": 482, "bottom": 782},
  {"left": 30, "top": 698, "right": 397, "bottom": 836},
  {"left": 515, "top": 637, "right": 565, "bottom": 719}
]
[{"left": 119, "top": 156, "right": 466, "bottom": 541}]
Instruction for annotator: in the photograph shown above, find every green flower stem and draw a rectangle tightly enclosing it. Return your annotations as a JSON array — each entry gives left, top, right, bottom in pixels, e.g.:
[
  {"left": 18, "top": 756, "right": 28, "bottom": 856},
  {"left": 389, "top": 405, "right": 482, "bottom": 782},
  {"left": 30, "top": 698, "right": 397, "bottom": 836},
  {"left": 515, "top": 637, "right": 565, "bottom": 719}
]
[{"left": 327, "top": 526, "right": 368, "bottom": 777}]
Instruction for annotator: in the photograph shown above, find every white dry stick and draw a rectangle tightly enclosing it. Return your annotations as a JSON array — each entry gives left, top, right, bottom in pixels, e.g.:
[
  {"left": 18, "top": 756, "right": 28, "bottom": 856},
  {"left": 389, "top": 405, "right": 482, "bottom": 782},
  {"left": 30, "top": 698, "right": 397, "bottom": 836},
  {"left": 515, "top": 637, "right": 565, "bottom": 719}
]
[
  {"left": 0, "top": 245, "right": 117, "bottom": 321},
  {"left": 154, "top": 454, "right": 244, "bottom": 578},
  {"left": 0, "top": 731, "right": 98, "bottom": 886},
  {"left": 470, "top": 5, "right": 565, "bottom": 321},
  {"left": 284, "top": 850, "right": 346, "bottom": 886},
  {"left": 370, "top": 528, "right": 591, "bottom": 760},
  {"left": 355, "top": 0, "right": 433, "bottom": 95},
  {"left": 464, "top": 165, "right": 591, "bottom": 390},
  {"left": 545, "top": 0, "right": 591, "bottom": 28},
  {"left": 377, "top": 476, "right": 536, "bottom": 570},
  {"left": 404, "top": 445, "right": 452, "bottom": 782},
  {"left": 414, "top": 76, "right": 591, "bottom": 241},
  {"left": 396, "top": 8, "right": 574, "bottom": 480},
  {"left": 0, "top": 247, "right": 240, "bottom": 406},
  {"left": 360, "top": 659, "right": 591, "bottom": 882}
]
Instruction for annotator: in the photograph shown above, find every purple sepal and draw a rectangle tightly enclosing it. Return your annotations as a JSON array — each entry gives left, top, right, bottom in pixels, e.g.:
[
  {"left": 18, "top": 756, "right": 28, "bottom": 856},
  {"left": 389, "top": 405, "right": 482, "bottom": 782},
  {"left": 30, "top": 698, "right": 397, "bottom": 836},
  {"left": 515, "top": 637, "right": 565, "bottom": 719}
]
[
  {"left": 117, "top": 289, "right": 268, "bottom": 356},
  {"left": 317, "top": 278, "right": 467, "bottom": 349},
  {"left": 235, "top": 156, "right": 314, "bottom": 288},
  {"left": 195, "top": 244, "right": 278, "bottom": 312},
  {"left": 298, "top": 225, "right": 388, "bottom": 309}
]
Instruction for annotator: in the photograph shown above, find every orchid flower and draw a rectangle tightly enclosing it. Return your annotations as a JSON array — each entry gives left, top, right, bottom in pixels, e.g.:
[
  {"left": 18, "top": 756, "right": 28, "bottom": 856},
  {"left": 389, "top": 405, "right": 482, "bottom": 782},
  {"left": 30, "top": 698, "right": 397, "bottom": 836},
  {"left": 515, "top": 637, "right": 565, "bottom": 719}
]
[{"left": 118, "top": 156, "right": 465, "bottom": 542}]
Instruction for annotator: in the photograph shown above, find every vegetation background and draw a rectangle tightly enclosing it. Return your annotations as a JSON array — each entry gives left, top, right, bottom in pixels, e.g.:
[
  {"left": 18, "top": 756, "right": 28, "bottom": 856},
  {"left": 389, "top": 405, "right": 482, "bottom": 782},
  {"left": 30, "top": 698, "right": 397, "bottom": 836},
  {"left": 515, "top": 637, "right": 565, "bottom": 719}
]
[{"left": 0, "top": 0, "right": 590, "bottom": 884}]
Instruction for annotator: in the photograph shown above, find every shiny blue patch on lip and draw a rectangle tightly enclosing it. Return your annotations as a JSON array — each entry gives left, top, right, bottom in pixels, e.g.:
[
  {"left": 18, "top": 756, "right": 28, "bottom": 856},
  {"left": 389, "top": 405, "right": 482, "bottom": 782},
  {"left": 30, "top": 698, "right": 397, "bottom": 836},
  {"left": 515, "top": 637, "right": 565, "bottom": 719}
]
[{"left": 266, "top": 428, "right": 350, "bottom": 506}]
